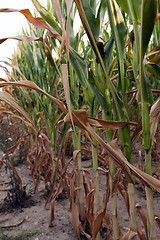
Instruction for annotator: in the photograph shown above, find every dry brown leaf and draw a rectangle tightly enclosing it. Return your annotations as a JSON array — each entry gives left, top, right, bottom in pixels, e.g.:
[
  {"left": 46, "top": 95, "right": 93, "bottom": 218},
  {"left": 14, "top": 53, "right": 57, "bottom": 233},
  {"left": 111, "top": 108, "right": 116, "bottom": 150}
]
[
  {"left": 49, "top": 179, "right": 65, "bottom": 227},
  {"left": 62, "top": 64, "right": 75, "bottom": 131},
  {"left": 88, "top": 117, "right": 137, "bottom": 129},
  {"left": 136, "top": 204, "right": 148, "bottom": 238},
  {"left": 64, "top": 110, "right": 88, "bottom": 130},
  {"left": 0, "top": 60, "right": 28, "bottom": 81},
  {"left": 1, "top": 152, "right": 24, "bottom": 195},
  {"left": 86, "top": 189, "right": 94, "bottom": 226},
  {"left": 118, "top": 182, "right": 129, "bottom": 213},
  {"left": 0, "top": 8, "right": 61, "bottom": 39},
  {"left": 146, "top": 46, "right": 160, "bottom": 58},
  {"left": 69, "top": 173, "right": 81, "bottom": 240},
  {"left": 112, "top": 168, "right": 122, "bottom": 196},
  {"left": 136, "top": 222, "right": 147, "bottom": 240},
  {"left": 70, "top": 202, "right": 81, "bottom": 240},
  {"left": 61, "top": 129, "right": 72, "bottom": 164},
  {"left": 64, "top": 110, "right": 160, "bottom": 192},
  {"left": 0, "top": 80, "right": 68, "bottom": 114},
  {"left": 148, "top": 55, "right": 160, "bottom": 64},
  {"left": 103, "top": 170, "right": 110, "bottom": 210},
  {"left": 66, "top": 0, "right": 73, "bottom": 63},
  {"left": 150, "top": 98, "right": 160, "bottom": 145},
  {"left": 0, "top": 218, "right": 26, "bottom": 228},
  {"left": 0, "top": 92, "right": 35, "bottom": 129},
  {"left": 1, "top": 110, "right": 35, "bottom": 131},
  {"left": 152, "top": 89, "right": 160, "bottom": 94},
  {"left": 155, "top": 215, "right": 160, "bottom": 228},
  {"left": 65, "top": 109, "right": 137, "bottom": 130},
  {"left": 123, "top": 230, "right": 138, "bottom": 240},
  {"left": 47, "top": 157, "right": 72, "bottom": 208},
  {"left": 52, "top": 0, "right": 65, "bottom": 54},
  {"left": 79, "top": 223, "right": 92, "bottom": 239},
  {"left": 93, "top": 211, "right": 104, "bottom": 238},
  {"left": 0, "top": 35, "right": 43, "bottom": 45},
  {"left": 83, "top": 169, "right": 94, "bottom": 190}
]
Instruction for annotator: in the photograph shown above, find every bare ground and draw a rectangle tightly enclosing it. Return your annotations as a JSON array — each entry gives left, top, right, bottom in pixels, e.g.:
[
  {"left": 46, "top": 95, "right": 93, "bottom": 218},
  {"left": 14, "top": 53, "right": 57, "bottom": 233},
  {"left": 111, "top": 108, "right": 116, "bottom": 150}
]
[{"left": 0, "top": 151, "right": 160, "bottom": 240}]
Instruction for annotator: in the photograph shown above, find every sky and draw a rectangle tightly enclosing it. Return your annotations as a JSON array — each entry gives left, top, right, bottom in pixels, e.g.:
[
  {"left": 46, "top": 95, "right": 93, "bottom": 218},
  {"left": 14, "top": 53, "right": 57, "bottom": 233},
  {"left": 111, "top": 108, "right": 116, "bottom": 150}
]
[{"left": 0, "top": 0, "right": 46, "bottom": 78}]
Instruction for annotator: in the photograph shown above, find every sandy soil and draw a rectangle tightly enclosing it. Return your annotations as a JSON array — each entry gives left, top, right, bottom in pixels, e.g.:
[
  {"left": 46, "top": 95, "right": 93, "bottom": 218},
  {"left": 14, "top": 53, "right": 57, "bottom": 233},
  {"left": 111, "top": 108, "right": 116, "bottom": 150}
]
[
  {"left": 0, "top": 153, "right": 160, "bottom": 240},
  {"left": 0, "top": 160, "right": 76, "bottom": 240}
]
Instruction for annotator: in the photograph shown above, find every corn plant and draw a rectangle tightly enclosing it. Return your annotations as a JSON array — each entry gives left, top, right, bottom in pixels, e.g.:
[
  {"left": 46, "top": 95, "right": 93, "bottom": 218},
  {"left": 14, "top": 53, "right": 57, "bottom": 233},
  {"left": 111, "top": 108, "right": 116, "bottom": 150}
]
[{"left": 0, "top": 0, "right": 160, "bottom": 239}]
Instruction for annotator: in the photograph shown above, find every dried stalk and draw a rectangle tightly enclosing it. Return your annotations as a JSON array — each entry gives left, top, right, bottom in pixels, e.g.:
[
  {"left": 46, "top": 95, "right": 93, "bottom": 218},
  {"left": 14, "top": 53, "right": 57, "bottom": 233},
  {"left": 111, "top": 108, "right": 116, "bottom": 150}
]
[
  {"left": 128, "top": 183, "right": 137, "bottom": 232},
  {"left": 112, "top": 192, "right": 120, "bottom": 240},
  {"left": 145, "top": 186, "right": 156, "bottom": 240}
]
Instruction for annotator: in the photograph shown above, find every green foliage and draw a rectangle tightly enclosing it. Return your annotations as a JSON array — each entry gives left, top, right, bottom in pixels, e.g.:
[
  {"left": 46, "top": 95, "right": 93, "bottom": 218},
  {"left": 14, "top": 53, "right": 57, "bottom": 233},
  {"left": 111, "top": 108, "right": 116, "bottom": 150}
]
[{"left": 0, "top": 230, "right": 37, "bottom": 240}]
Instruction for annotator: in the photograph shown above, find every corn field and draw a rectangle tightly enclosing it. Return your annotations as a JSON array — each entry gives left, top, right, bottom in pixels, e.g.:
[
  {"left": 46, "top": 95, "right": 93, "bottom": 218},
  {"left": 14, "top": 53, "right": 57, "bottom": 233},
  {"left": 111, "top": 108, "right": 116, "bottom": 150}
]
[{"left": 0, "top": 0, "right": 160, "bottom": 239}]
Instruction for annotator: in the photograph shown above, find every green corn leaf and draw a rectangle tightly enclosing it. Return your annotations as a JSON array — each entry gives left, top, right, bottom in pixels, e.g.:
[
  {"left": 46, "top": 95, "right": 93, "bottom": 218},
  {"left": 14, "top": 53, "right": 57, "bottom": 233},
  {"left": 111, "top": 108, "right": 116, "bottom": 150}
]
[
  {"left": 118, "top": 0, "right": 141, "bottom": 22},
  {"left": 139, "top": 0, "right": 157, "bottom": 160},
  {"left": 31, "top": 0, "right": 62, "bottom": 36},
  {"left": 35, "top": 91, "right": 50, "bottom": 119},
  {"left": 141, "top": 0, "right": 157, "bottom": 60},
  {"left": 69, "top": 48, "right": 88, "bottom": 88},
  {"left": 130, "top": 0, "right": 142, "bottom": 22},
  {"left": 73, "top": 0, "right": 132, "bottom": 162},
  {"left": 146, "top": 62, "right": 160, "bottom": 80},
  {"left": 83, "top": 82, "right": 95, "bottom": 116},
  {"left": 116, "top": 0, "right": 129, "bottom": 14},
  {"left": 104, "top": 34, "right": 114, "bottom": 69},
  {"left": 140, "top": 0, "right": 157, "bottom": 104},
  {"left": 107, "top": 0, "right": 127, "bottom": 95},
  {"left": 141, "top": 64, "right": 153, "bottom": 104},
  {"left": 88, "top": 71, "right": 108, "bottom": 112},
  {"left": 69, "top": 4, "right": 78, "bottom": 48},
  {"left": 97, "top": 0, "right": 107, "bottom": 29},
  {"left": 90, "top": 0, "right": 97, "bottom": 14},
  {"left": 107, "top": 0, "right": 126, "bottom": 62},
  {"left": 74, "top": 0, "right": 128, "bottom": 121},
  {"left": 142, "top": 102, "right": 151, "bottom": 151},
  {"left": 80, "top": 0, "right": 100, "bottom": 43}
]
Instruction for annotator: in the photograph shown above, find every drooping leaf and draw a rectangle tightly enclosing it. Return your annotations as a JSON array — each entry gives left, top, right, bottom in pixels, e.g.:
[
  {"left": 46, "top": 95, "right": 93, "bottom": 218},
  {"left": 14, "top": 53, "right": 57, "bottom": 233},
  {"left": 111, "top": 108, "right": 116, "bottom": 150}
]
[
  {"left": 141, "top": 0, "right": 157, "bottom": 59},
  {"left": 66, "top": 0, "right": 73, "bottom": 63},
  {"left": 0, "top": 35, "right": 43, "bottom": 45},
  {"left": 93, "top": 211, "right": 105, "bottom": 238},
  {"left": 52, "top": 0, "right": 66, "bottom": 54},
  {"left": 69, "top": 49, "right": 87, "bottom": 88},
  {"left": 140, "top": 63, "right": 153, "bottom": 104},
  {"left": 62, "top": 64, "right": 75, "bottom": 131},
  {"left": 146, "top": 45, "right": 160, "bottom": 58},
  {"left": 78, "top": 0, "right": 100, "bottom": 43},
  {"left": 64, "top": 110, "right": 160, "bottom": 192},
  {"left": 104, "top": 34, "right": 114, "bottom": 69},
  {"left": 136, "top": 204, "right": 148, "bottom": 238},
  {"left": 64, "top": 109, "right": 137, "bottom": 130},
  {"left": 31, "top": 0, "right": 62, "bottom": 35},
  {"left": 107, "top": 0, "right": 127, "bottom": 62},
  {"left": 107, "top": 0, "right": 127, "bottom": 93},
  {"left": 139, "top": 0, "right": 156, "bottom": 153},
  {"left": 74, "top": 0, "right": 129, "bottom": 124},
  {"left": 150, "top": 98, "right": 160, "bottom": 145},
  {"left": 0, "top": 80, "right": 68, "bottom": 114},
  {"left": 0, "top": 8, "right": 61, "bottom": 40},
  {"left": 0, "top": 91, "right": 35, "bottom": 128},
  {"left": 88, "top": 72, "right": 108, "bottom": 112},
  {"left": 146, "top": 62, "right": 160, "bottom": 80}
]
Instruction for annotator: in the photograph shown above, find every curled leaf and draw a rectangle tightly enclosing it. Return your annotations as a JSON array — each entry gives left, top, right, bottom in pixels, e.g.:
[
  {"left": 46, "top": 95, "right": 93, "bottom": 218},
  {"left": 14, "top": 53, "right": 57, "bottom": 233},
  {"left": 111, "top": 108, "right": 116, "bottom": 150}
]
[{"left": 0, "top": 8, "right": 61, "bottom": 39}]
